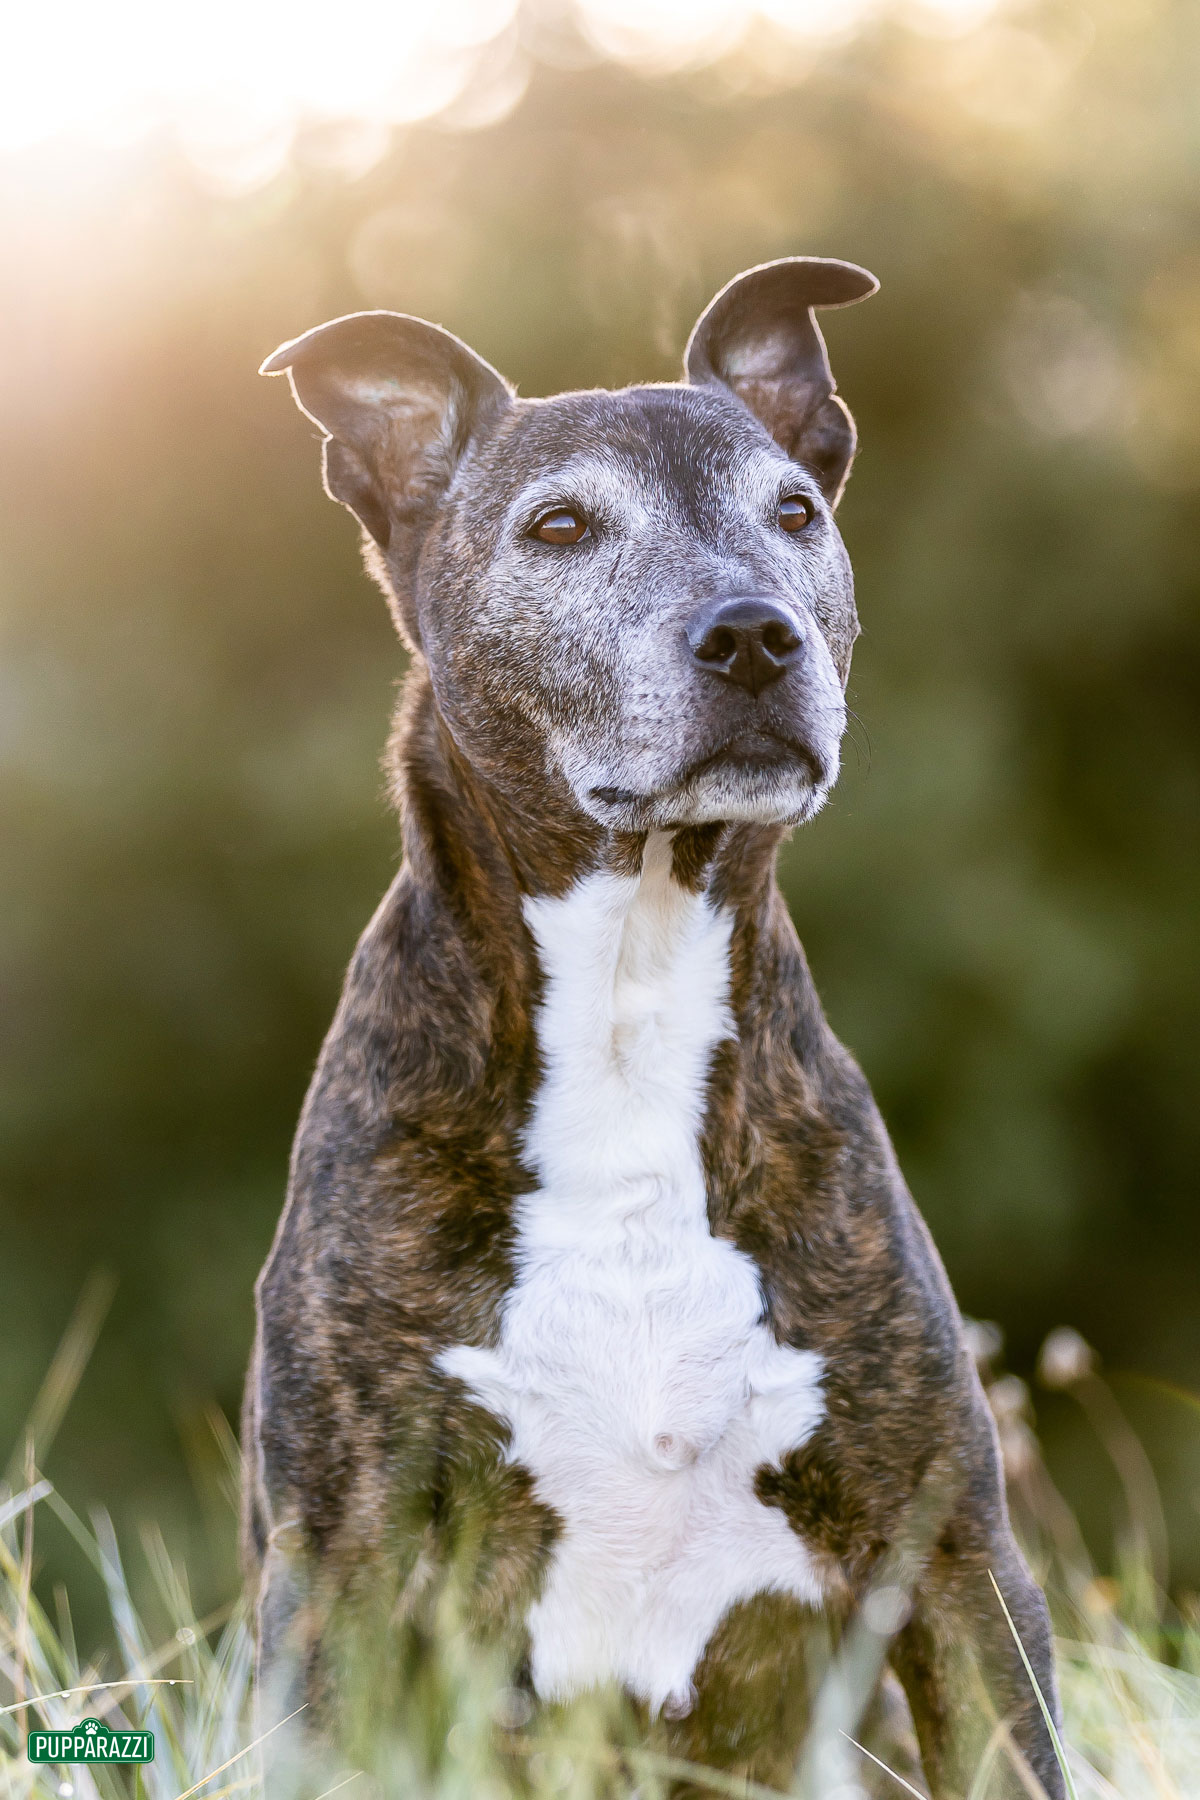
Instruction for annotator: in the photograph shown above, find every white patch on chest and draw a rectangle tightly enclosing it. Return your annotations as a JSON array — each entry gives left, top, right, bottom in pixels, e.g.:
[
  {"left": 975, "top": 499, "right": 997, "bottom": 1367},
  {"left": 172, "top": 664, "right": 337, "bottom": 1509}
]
[{"left": 437, "top": 833, "right": 824, "bottom": 1715}]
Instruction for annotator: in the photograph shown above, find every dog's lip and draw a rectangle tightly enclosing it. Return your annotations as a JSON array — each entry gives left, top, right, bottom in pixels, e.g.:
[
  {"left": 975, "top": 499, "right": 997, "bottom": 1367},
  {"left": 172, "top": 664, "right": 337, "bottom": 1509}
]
[
  {"left": 673, "top": 728, "right": 826, "bottom": 790},
  {"left": 588, "top": 730, "right": 826, "bottom": 811},
  {"left": 590, "top": 784, "right": 644, "bottom": 807}
]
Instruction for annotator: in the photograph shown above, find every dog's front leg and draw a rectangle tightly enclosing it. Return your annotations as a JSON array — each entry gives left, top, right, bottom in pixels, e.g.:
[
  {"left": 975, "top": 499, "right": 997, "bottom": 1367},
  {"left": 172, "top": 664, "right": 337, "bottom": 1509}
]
[
  {"left": 888, "top": 1526, "right": 1064, "bottom": 1800},
  {"left": 252, "top": 1521, "right": 346, "bottom": 1796}
]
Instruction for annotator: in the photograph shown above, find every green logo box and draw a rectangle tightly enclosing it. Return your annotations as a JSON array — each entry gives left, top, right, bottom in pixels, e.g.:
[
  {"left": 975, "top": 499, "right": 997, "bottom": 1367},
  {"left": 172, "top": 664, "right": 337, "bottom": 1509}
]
[{"left": 28, "top": 1718, "right": 155, "bottom": 1764}]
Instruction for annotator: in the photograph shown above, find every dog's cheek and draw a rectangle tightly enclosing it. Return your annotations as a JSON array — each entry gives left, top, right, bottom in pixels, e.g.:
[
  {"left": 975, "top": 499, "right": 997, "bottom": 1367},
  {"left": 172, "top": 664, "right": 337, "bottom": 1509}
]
[
  {"left": 831, "top": 545, "right": 859, "bottom": 683},
  {"left": 408, "top": 521, "right": 502, "bottom": 688},
  {"left": 418, "top": 539, "right": 635, "bottom": 797},
  {"left": 821, "top": 608, "right": 857, "bottom": 688},
  {"left": 602, "top": 646, "right": 696, "bottom": 787},
  {"left": 804, "top": 548, "right": 857, "bottom": 687},
  {"left": 420, "top": 578, "right": 553, "bottom": 782},
  {"left": 540, "top": 574, "right": 705, "bottom": 795},
  {"left": 500, "top": 569, "right": 620, "bottom": 727},
  {"left": 374, "top": 504, "right": 474, "bottom": 655},
  {"left": 544, "top": 607, "right": 645, "bottom": 784}
]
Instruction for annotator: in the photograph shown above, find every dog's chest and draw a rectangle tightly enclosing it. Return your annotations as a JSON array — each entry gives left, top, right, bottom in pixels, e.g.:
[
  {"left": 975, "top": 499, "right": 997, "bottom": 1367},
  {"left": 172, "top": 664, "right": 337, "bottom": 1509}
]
[{"left": 438, "top": 838, "right": 825, "bottom": 1714}]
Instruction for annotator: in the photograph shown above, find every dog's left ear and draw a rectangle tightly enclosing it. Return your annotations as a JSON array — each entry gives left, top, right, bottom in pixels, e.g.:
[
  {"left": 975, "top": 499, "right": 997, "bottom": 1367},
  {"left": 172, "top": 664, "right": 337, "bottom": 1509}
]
[{"left": 685, "top": 257, "right": 878, "bottom": 506}]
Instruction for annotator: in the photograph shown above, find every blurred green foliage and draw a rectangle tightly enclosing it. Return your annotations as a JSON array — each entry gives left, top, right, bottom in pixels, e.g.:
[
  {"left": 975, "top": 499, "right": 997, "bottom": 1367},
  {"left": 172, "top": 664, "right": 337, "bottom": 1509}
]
[{"left": 1, "top": 0, "right": 1197, "bottom": 1620}]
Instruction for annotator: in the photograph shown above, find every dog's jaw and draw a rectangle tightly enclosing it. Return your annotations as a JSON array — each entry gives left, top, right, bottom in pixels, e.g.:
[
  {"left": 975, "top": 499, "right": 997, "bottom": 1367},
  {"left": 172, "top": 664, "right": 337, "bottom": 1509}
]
[{"left": 572, "top": 748, "right": 840, "bottom": 832}]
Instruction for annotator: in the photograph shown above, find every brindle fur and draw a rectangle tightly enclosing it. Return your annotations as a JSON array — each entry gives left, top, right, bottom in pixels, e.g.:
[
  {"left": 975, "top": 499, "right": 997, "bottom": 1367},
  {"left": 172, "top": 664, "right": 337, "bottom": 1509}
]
[{"left": 244, "top": 261, "right": 1064, "bottom": 1798}]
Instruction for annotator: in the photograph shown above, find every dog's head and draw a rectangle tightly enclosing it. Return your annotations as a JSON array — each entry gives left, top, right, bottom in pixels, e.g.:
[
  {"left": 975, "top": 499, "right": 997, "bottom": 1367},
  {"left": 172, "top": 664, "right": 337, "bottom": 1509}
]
[{"left": 263, "top": 257, "right": 878, "bottom": 834}]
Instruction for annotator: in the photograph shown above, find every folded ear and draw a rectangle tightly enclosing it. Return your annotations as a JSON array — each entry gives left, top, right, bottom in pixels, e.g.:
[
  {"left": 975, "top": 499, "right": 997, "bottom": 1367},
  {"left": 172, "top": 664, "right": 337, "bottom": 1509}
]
[
  {"left": 261, "top": 312, "right": 512, "bottom": 548},
  {"left": 684, "top": 257, "right": 878, "bottom": 506}
]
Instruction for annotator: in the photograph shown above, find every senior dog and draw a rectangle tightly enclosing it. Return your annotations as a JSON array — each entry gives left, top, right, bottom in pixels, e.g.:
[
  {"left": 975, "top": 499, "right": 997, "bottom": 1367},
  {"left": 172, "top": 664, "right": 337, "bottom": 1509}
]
[{"left": 243, "top": 257, "right": 1064, "bottom": 1798}]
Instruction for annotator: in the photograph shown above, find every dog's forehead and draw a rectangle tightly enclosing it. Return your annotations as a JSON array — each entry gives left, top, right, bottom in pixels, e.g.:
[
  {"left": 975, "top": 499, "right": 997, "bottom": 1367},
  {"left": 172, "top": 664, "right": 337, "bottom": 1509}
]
[{"left": 473, "top": 383, "right": 789, "bottom": 511}]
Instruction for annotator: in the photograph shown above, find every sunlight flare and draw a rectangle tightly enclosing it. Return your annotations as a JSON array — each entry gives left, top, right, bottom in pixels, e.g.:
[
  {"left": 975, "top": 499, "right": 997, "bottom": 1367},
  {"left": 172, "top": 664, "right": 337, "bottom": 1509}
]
[{"left": 3, "top": 0, "right": 999, "bottom": 153}]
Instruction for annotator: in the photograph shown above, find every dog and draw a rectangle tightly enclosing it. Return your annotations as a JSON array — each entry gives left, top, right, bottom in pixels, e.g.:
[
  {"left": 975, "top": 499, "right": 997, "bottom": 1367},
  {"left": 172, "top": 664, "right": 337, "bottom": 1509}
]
[{"left": 243, "top": 256, "right": 1065, "bottom": 1798}]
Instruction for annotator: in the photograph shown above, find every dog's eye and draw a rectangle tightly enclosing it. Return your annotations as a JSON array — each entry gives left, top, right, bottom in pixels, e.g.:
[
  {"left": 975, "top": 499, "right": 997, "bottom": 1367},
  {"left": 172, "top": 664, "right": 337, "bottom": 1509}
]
[
  {"left": 777, "top": 495, "right": 814, "bottom": 533},
  {"left": 532, "top": 508, "right": 589, "bottom": 545}
]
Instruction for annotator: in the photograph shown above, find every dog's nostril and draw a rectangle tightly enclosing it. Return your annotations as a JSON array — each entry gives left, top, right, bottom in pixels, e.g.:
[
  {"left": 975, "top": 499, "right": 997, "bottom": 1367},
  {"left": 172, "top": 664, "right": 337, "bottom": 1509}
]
[
  {"left": 686, "top": 596, "right": 805, "bottom": 697},
  {"left": 694, "top": 626, "right": 738, "bottom": 665},
  {"left": 761, "top": 619, "right": 801, "bottom": 659}
]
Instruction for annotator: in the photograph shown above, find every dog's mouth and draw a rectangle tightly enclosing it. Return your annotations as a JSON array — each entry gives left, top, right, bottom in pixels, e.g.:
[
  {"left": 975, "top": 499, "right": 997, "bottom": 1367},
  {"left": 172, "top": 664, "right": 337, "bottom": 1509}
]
[
  {"left": 677, "top": 729, "right": 827, "bottom": 790},
  {"left": 589, "top": 729, "right": 829, "bottom": 814}
]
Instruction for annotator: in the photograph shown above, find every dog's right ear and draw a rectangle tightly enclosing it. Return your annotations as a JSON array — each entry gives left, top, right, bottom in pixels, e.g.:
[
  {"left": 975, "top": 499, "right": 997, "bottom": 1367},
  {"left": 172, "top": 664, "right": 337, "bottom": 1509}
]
[{"left": 260, "top": 312, "right": 512, "bottom": 550}]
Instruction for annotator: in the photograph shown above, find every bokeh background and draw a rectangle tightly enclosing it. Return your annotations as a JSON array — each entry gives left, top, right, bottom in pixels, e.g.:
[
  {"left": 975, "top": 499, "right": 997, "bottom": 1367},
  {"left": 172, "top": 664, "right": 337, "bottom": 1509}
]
[{"left": 2, "top": 0, "right": 1198, "bottom": 1630}]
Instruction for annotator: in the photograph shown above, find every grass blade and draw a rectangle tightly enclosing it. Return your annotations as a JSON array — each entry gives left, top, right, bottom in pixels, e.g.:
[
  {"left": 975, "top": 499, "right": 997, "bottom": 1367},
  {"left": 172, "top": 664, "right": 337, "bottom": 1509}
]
[
  {"left": 989, "top": 1571, "right": 1080, "bottom": 1800},
  {"left": 840, "top": 1731, "right": 929, "bottom": 1798}
]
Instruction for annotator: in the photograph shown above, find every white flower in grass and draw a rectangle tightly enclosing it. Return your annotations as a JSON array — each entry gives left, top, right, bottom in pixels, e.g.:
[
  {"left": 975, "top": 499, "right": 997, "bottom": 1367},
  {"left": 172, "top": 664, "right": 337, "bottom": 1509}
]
[
  {"left": 963, "top": 1318, "right": 1005, "bottom": 1370},
  {"left": 1038, "top": 1326, "right": 1096, "bottom": 1390},
  {"left": 989, "top": 1374, "right": 1031, "bottom": 1423}
]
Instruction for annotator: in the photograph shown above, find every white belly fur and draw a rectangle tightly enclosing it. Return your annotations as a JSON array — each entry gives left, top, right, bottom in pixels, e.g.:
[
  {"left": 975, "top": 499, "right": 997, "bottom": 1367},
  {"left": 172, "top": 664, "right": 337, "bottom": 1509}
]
[{"left": 438, "top": 832, "right": 824, "bottom": 1715}]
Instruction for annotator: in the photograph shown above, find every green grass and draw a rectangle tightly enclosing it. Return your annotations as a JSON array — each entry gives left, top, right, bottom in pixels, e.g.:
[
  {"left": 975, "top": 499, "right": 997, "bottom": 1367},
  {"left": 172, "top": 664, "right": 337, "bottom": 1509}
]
[{"left": 2, "top": 1309, "right": 1198, "bottom": 1800}]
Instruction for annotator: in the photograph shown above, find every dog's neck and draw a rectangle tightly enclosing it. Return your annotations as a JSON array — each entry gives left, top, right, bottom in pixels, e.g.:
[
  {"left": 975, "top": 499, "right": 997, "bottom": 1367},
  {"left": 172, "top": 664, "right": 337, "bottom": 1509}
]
[
  {"left": 361, "top": 664, "right": 831, "bottom": 1220},
  {"left": 387, "top": 665, "right": 789, "bottom": 966}
]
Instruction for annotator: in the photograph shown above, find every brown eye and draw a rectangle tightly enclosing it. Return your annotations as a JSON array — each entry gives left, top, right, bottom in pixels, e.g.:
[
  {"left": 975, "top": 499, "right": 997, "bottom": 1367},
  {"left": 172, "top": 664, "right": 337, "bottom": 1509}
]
[
  {"left": 777, "top": 495, "right": 813, "bottom": 533},
  {"left": 533, "top": 508, "right": 589, "bottom": 545}
]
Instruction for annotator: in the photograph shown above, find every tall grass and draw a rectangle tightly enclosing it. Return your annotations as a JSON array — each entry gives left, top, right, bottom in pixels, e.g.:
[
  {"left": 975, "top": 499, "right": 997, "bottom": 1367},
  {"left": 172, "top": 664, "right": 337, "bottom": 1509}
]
[{"left": 2, "top": 1303, "right": 1197, "bottom": 1800}]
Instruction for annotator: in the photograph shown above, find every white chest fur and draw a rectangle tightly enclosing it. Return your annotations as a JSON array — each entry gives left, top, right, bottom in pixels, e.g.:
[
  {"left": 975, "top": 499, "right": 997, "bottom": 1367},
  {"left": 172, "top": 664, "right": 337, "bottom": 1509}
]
[{"left": 438, "top": 834, "right": 824, "bottom": 1715}]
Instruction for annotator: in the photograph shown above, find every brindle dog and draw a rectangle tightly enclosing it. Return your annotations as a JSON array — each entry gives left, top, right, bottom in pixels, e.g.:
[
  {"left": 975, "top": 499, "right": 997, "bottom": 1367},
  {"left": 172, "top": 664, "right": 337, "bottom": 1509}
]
[{"left": 244, "top": 258, "right": 1065, "bottom": 1798}]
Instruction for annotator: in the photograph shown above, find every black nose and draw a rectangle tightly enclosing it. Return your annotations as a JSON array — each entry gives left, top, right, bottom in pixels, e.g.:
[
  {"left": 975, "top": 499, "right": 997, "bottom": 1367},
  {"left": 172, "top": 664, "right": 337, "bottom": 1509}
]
[{"left": 686, "top": 597, "right": 805, "bottom": 697}]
